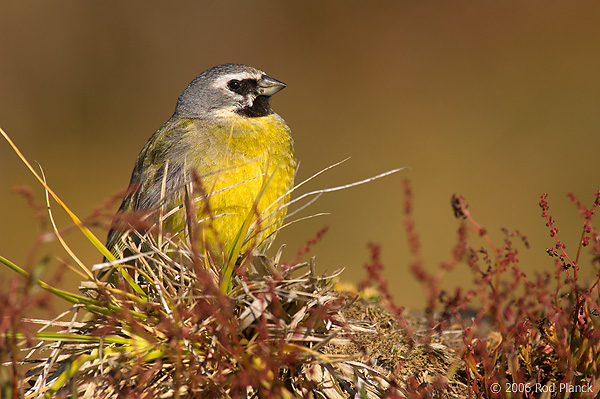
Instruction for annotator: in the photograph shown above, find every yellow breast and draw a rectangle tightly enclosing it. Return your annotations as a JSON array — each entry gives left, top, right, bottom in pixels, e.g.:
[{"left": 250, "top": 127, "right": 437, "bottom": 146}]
[{"left": 167, "top": 113, "right": 296, "bottom": 259}]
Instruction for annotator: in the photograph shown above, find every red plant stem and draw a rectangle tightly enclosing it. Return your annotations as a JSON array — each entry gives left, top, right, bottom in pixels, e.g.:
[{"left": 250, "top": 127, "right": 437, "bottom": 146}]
[
  {"left": 453, "top": 195, "right": 507, "bottom": 335},
  {"left": 540, "top": 193, "right": 578, "bottom": 290}
]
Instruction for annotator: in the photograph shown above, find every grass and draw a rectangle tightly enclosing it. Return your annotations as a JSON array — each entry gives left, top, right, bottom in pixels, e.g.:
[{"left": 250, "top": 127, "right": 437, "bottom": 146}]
[{"left": 1, "top": 124, "right": 599, "bottom": 398}]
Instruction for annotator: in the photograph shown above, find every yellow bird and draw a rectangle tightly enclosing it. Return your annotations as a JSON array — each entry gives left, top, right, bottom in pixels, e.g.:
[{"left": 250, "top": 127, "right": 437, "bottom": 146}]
[{"left": 102, "top": 64, "right": 296, "bottom": 278}]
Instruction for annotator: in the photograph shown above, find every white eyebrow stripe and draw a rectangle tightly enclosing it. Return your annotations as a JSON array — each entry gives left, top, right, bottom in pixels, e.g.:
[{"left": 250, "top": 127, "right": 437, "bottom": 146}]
[{"left": 212, "top": 71, "right": 263, "bottom": 89}]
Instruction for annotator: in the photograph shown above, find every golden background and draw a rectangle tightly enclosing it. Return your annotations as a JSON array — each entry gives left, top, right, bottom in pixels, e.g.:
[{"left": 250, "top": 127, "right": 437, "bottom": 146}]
[{"left": 1, "top": 1, "right": 599, "bottom": 309}]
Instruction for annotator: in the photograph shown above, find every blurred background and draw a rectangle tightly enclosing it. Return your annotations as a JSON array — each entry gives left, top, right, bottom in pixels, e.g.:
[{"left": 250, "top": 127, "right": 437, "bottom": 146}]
[{"left": 1, "top": 1, "right": 599, "bottom": 310}]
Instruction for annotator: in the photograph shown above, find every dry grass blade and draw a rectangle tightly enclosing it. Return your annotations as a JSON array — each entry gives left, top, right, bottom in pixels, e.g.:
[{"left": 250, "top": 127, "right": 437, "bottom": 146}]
[{"left": 0, "top": 126, "right": 115, "bottom": 262}]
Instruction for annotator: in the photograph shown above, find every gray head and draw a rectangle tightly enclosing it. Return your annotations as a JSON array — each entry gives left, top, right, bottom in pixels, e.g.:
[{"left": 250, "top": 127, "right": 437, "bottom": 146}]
[{"left": 173, "top": 63, "right": 286, "bottom": 119}]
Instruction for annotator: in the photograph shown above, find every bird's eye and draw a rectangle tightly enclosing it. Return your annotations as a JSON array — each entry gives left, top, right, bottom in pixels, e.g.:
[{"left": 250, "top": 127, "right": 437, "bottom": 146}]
[{"left": 227, "top": 80, "right": 241, "bottom": 91}]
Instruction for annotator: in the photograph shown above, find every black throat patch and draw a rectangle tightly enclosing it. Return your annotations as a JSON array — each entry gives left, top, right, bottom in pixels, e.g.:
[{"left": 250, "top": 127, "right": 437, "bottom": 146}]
[{"left": 237, "top": 95, "right": 273, "bottom": 118}]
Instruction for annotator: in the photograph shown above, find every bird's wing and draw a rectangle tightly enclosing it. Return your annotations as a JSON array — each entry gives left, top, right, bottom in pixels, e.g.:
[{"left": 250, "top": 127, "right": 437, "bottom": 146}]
[{"left": 103, "top": 117, "right": 199, "bottom": 266}]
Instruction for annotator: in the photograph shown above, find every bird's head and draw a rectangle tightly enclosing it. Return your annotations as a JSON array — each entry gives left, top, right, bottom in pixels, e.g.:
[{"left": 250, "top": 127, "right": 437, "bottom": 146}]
[{"left": 174, "top": 63, "right": 286, "bottom": 119}]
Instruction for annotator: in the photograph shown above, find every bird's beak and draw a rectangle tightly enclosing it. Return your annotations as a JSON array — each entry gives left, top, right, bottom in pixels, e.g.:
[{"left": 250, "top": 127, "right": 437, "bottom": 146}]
[{"left": 258, "top": 75, "right": 286, "bottom": 96}]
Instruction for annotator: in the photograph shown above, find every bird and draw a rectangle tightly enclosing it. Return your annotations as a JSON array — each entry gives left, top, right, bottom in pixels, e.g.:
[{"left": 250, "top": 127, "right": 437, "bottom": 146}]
[{"left": 101, "top": 63, "right": 296, "bottom": 280}]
